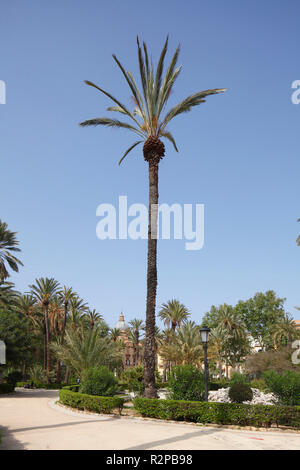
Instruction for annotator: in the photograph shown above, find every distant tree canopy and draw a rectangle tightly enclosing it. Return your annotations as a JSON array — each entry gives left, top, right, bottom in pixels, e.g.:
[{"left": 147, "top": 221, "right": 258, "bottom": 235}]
[
  {"left": 203, "top": 291, "right": 288, "bottom": 350},
  {"left": 0, "top": 306, "right": 37, "bottom": 366}
]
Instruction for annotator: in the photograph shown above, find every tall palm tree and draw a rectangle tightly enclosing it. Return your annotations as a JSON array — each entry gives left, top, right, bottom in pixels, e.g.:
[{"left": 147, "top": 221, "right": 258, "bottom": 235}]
[
  {"left": 0, "top": 281, "right": 19, "bottom": 308},
  {"left": 80, "top": 37, "right": 226, "bottom": 397},
  {"left": 297, "top": 218, "right": 300, "bottom": 246},
  {"left": 29, "top": 278, "right": 60, "bottom": 376},
  {"left": 68, "top": 296, "right": 89, "bottom": 330},
  {"left": 0, "top": 219, "right": 23, "bottom": 280},
  {"left": 159, "top": 299, "right": 190, "bottom": 331},
  {"left": 84, "top": 309, "right": 104, "bottom": 329},
  {"left": 217, "top": 304, "right": 247, "bottom": 378},
  {"left": 17, "top": 294, "right": 39, "bottom": 329},
  {"left": 210, "top": 326, "right": 226, "bottom": 378},
  {"left": 128, "top": 318, "right": 145, "bottom": 365},
  {"left": 58, "top": 286, "right": 77, "bottom": 344}
]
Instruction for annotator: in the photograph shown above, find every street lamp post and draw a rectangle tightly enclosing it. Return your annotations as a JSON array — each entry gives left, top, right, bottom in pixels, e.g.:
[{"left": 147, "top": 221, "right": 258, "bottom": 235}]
[{"left": 200, "top": 325, "right": 210, "bottom": 401}]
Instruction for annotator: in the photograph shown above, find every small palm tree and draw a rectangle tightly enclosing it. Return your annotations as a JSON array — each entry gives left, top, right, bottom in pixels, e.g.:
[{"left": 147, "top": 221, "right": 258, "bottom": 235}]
[
  {"left": 29, "top": 278, "right": 60, "bottom": 375},
  {"left": 80, "top": 37, "right": 226, "bottom": 397},
  {"left": 159, "top": 299, "right": 190, "bottom": 331},
  {"left": 110, "top": 327, "right": 121, "bottom": 342},
  {"left": 159, "top": 321, "right": 203, "bottom": 366},
  {"left": 273, "top": 315, "right": 299, "bottom": 348},
  {"left": 52, "top": 325, "right": 123, "bottom": 378},
  {"left": 0, "top": 219, "right": 23, "bottom": 280}
]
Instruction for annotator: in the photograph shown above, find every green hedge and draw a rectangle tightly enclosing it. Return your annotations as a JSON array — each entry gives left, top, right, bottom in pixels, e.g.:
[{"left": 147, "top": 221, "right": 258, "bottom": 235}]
[
  {"left": 0, "top": 383, "right": 15, "bottom": 394},
  {"left": 133, "top": 398, "right": 300, "bottom": 429},
  {"left": 59, "top": 388, "right": 124, "bottom": 414},
  {"left": 16, "top": 382, "right": 66, "bottom": 389}
]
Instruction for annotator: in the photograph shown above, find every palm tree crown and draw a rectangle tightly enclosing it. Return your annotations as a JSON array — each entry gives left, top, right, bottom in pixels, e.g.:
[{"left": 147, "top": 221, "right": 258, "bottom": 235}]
[
  {"left": 0, "top": 219, "right": 23, "bottom": 280},
  {"left": 80, "top": 36, "right": 226, "bottom": 164},
  {"left": 159, "top": 299, "right": 190, "bottom": 331}
]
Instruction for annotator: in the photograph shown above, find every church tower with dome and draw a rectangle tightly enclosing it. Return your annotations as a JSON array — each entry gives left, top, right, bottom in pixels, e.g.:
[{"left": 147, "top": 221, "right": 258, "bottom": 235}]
[{"left": 114, "top": 313, "right": 140, "bottom": 369}]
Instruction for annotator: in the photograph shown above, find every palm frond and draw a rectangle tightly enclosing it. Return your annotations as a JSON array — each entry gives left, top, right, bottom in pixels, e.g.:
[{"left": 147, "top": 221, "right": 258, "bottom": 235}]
[
  {"left": 107, "top": 106, "right": 128, "bottom": 115},
  {"left": 118, "top": 140, "right": 143, "bottom": 165},
  {"left": 79, "top": 117, "right": 145, "bottom": 138},
  {"left": 153, "top": 36, "right": 169, "bottom": 115},
  {"left": 112, "top": 54, "right": 146, "bottom": 122},
  {"left": 82, "top": 80, "right": 140, "bottom": 127},
  {"left": 136, "top": 37, "right": 148, "bottom": 115},
  {"left": 160, "top": 88, "right": 227, "bottom": 131},
  {"left": 159, "top": 130, "right": 178, "bottom": 152}
]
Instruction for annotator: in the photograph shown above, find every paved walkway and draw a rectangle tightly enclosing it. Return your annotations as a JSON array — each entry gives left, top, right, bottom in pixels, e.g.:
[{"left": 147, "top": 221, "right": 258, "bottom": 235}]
[{"left": 0, "top": 389, "right": 299, "bottom": 450}]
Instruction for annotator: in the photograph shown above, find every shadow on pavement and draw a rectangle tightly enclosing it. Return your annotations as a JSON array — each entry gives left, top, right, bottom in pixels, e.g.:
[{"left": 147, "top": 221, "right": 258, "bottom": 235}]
[
  {"left": 9, "top": 417, "right": 117, "bottom": 434},
  {"left": 125, "top": 426, "right": 222, "bottom": 450},
  {"left": 0, "top": 426, "right": 27, "bottom": 450}
]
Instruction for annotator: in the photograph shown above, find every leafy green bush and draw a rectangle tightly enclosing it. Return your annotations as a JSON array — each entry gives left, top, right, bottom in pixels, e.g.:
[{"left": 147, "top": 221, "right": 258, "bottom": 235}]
[
  {"left": 121, "top": 366, "right": 162, "bottom": 396},
  {"left": 5, "top": 371, "right": 23, "bottom": 386},
  {"left": 80, "top": 366, "right": 118, "bottom": 397},
  {"left": 0, "top": 383, "right": 14, "bottom": 394},
  {"left": 133, "top": 398, "right": 300, "bottom": 429},
  {"left": 229, "top": 383, "right": 253, "bottom": 403},
  {"left": 167, "top": 365, "right": 204, "bottom": 401},
  {"left": 250, "top": 378, "right": 269, "bottom": 392},
  {"left": 229, "top": 372, "right": 249, "bottom": 385},
  {"left": 263, "top": 371, "right": 300, "bottom": 406},
  {"left": 59, "top": 388, "right": 124, "bottom": 414}
]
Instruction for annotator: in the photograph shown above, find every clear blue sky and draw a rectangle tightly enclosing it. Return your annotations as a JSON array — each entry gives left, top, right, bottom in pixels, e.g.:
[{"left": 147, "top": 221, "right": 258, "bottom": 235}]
[{"left": 1, "top": 0, "right": 299, "bottom": 327}]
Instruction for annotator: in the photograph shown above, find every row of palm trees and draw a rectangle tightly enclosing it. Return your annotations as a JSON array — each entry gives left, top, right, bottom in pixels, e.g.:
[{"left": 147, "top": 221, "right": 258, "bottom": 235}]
[{"left": 156, "top": 300, "right": 300, "bottom": 379}]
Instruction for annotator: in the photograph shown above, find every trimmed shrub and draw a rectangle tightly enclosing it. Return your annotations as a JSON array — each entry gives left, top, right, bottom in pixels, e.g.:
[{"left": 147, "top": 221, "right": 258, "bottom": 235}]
[
  {"left": 263, "top": 371, "right": 300, "bottom": 406},
  {"left": 229, "top": 383, "right": 253, "bottom": 403},
  {"left": 80, "top": 366, "right": 118, "bottom": 397},
  {"left": 133, "top": 397, "right": 300, "bottom": 429},
  {"left": 59, "top": 387, "right": 124, "bottom": 414},
  {"left": 0, "top": 383, "right": 14, "bottom": 394},
  {"left": 167, "top": 365, "right": 205, "bottom": 401}
]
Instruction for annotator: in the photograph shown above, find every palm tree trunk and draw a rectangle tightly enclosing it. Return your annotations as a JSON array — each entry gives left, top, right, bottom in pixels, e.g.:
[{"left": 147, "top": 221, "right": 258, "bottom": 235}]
[
  {"left": 135, "top": 331, "right": 139, "bottom": 365},
  {"left": 225, "top": 355, "right": 229, "bottom": 380},
  {"left": 43, "top": 322, "right": 47, "bottom": 371},
  {"left": 56, "top": 360, "right": 61, "bottom": 384},
  {"left": 144, "top": 160, "right": 159, "bottom": 398},
  {"left": 64, "top": 367, "right": 70, "bottom": 384},
  {"left": 44, "top": 304, "right": 51, "bottom": 381},
  {"left": 61, "top": 302, "right": 68, "bottom": 345}
]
